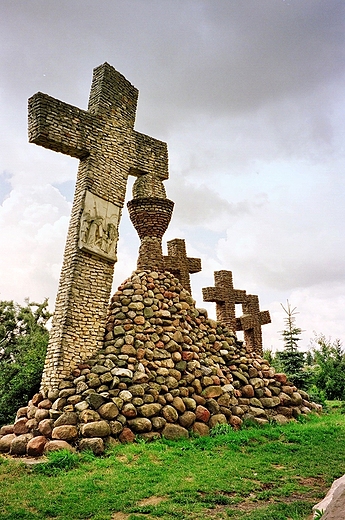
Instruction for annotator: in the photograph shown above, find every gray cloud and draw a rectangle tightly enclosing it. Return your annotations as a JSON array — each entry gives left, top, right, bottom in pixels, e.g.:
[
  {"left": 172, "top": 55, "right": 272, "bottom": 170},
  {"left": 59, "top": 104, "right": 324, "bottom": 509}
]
[{"left": 0, "top": 0, "right": 344, "bottom": 347}]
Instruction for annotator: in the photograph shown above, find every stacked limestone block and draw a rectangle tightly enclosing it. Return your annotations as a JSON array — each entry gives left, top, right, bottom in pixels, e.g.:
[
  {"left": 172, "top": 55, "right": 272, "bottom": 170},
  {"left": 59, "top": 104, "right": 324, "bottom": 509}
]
[{"left": 0, "top": 270, "right": 320, "bottom": 457}]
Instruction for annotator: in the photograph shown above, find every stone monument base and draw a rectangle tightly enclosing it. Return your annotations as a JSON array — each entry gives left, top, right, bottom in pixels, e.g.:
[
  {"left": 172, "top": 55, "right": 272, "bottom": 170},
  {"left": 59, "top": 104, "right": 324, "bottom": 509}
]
[{"left": 0, "top": 270, "right": 320, "bottom": 456}]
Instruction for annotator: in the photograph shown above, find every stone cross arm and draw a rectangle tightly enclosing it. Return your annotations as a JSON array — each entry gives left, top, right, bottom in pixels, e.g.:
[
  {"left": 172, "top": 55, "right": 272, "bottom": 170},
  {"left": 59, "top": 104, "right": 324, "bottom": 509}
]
[
  {"left": 187, "top": 257, "right": 202, "bottom": 274},
  {"left": 131, "top": 130, "right": 168, "bottom": 179},
  {"left": 28, "top": 74, "right": 168, "bottom": 179},
  {"left": 202, "top": 270, "right": 247, "bottom": 331},
  {"left": 163, "top": 238, "right": 201, "bottom": 294},
  {"left": 236, "top": 294, "right": 271, "bottom": 355},
  {"left": 28, "top": 92, "right": 93, "bottom": 160},
  {"left": 202, "top": 286, "right": 245, "bottom": 303},
  {"left": 164, "top": 255, "right": 202, "bottom": 275},
  {"left": 236, "top": 309, "right": 271, "bottom": 331}
]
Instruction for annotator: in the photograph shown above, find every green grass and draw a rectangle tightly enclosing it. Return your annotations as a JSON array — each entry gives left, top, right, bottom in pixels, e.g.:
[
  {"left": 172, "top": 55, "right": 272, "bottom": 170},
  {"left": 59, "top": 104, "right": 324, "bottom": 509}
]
[{"left": 1, "top": 407, "right": 345, "bottom": 520}]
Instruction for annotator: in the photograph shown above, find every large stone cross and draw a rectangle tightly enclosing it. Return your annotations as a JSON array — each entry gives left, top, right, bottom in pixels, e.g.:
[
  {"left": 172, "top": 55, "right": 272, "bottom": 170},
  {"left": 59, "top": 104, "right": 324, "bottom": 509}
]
[
  {"left": 236, "top": 295, "right": 271, "bottom": 356},
  {"left": 163, "top": 239, "right": 201, "bottom": 294},
  {"left": 28, "top": 63, "right": 168, "bottom": 391},
  {"left": 202, "top": 270, "right": 246, "bottom": 332}
]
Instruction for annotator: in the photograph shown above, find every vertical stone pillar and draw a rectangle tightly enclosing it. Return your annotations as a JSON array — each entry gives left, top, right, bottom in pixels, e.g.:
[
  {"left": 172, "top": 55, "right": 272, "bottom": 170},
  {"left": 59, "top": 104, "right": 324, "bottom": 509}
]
[
  {"left": 28, "top": 63, "right": 169, "bottom": 391},
  {"left": 127, "top": 198, "right": 174, "bottom": 270}
]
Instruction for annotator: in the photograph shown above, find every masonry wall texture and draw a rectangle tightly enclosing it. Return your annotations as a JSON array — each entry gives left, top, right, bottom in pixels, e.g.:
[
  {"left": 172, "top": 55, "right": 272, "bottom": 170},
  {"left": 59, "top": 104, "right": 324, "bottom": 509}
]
[
  {"left": 0, "top": 270, "right": 320, "bottom": 457},
  {"left": 28, "top": 63, "right": 169, "bottom": 391}
]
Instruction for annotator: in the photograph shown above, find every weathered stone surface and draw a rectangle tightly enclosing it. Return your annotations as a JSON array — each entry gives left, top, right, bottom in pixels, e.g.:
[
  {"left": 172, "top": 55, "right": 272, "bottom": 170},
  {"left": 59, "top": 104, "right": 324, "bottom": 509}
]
[
  {"left": 13, "top": 418, "right": 29, "bottom": 435},
  {"left": 290, "top": 392, "right": 303, "bottom": 406},
  {"left": 52, "top": 398, "right": 67, "bottom": 410},
  {"left": 10, "top": 434, "right": 33, "bottom": 455},
  {"left": 195, "top": 405, "right": 210, "bottom": 423},
  {"left": 119, "top": 427, "right": 135, "bottom": 443},
  {"left": 260, "top": 397, "right": 280, "bottom": 408},
  {"left": 249, "top": 378, "right": 264, "bottom": 389},
  {"left": 38, "top": 419, "right": 54, "bottom": 437},
  {"left": 79, "top": 438, "right": 105, "bottom": 455},
  {"left": 229, "top": 415, "right": 243, "bottom": 429},
  {"left": 54, "top": 412, "right": 78, "bottom": 427},
  {"left": 201, "top": 386, "right": 223, "bottom": 399},
  {"left": 38, "top": 399, "right": 52, "bottom": 409},
  {"left": 35, "top": 409, "right": 50, "bottom": 422},
  {"left": 98, "top": 402, "right": 119, "bottom": 420},
  {"left": 0, "top": 434, "right": 15, "bottom": 452},
  {"left": 75, "top": 400, "right": 89, "bottom": 412},
  {"left": 81, "top": 421, "right": 110, "bottom": 438},
  {"left": 128, "top": 418, "right": 152, "bottom": 433},
  {"left": 52, "top": 425, "right": 78, "bottom": 441},
  {"left": 209, "top": 414, "right": 227, "bottom": 429},
  {"left": 87, "top": 393, "right": 106, "bottom": 410},
  {"left": 122, "top": 403, "right": 137, "bottom": 418},
  {"left": 44, "top": 440, "right": 75, "bottom": 453},
  {"left": 192, "top": 422, "right": 210, "bottom": 436},
  {"left": 31, "top": 393, "right": 43, "bottom": 406},
  {"left": 275, "top": 373, "right": 288, "bottom": 384},
  {"left": 79, "top": 409, "right": 101, "bottom": 423},
  {"left": 139, "top": 403, "right": 162, "bottom": 417},
  {"left": 162, "top": 405, "right": 179, "bottom": 423},
  {"left": 179, "top": 411, "right": 196, "bottom": 428},
  {"left": 241, "top": 385, "right": 254, "bottom": 398},
  {"left": 152, "top": 417, "right": 166, "bottom": 430},
  {"left": 271, "top": 414, "right": 290, "bottom": 425},
  {"left": 27, "top": 436, "right": 48, "bottom": 456},
  {"left": 162, "top": 424, "right": 189, "bottom": 440},
  {"left": 0, "top": 425, "right": 14, "bottom": 435},
  {"left": 26, "top": 419, "right": 39, "bottom": 431},
  {"left": 172, "top": 397, "right": 186, "bottom": 414},
  {"left": 16, "top": 407, "right": 28, "bottom": 418}
]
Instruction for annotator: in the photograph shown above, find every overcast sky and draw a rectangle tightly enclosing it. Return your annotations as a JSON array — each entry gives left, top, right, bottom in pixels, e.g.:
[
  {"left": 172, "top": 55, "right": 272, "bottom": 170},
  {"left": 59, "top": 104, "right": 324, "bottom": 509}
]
[{"left": 1, "top": 0, "right": 344, "bottom": 351}]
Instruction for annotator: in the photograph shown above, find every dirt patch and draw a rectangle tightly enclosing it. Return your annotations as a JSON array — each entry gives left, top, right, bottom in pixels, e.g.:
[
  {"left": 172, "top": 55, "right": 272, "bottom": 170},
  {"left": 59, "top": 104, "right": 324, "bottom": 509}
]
[
  {"left": 138, "top": 496, "right": 166, "bottom": 506},
  {"left": 116, "top": 454, "right": 139, "bottom": 465},
  {"left": 111, "top": 513, "right": 129, "bottom": 520},
  {"left": 298, "top": 476, "right": 326, "bottom": 487}
]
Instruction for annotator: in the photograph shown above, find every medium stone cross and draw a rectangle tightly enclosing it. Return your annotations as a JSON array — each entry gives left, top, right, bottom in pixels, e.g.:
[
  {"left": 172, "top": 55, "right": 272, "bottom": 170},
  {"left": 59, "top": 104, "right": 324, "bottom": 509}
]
[
  {"left": 163, "top": 239, "right": 201, "bottom": 294},
  {"left": 236, "top": 294, "right": 271, "bottom": 355},
  {"left": 202, "top": 270, "right": 246, "bottom": 332},
  {"left": 28, "top": 63, "right": 168, "bottom": 391}
]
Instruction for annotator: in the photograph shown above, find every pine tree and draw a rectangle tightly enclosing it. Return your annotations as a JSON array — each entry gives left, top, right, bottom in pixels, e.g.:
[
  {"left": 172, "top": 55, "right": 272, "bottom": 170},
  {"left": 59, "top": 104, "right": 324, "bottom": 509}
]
[
  {"left": 280, "top": 300, "right": 303, "bottom": 352},
  {"left": 277, "top": 301, "right": 309, "bottom": 388}
]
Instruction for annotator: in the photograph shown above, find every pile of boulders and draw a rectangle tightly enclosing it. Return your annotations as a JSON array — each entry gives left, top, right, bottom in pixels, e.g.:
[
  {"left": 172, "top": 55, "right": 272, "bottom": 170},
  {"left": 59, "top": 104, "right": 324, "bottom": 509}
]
[{"left": 0, "top": 270, "right": 320, "bottom": 457}]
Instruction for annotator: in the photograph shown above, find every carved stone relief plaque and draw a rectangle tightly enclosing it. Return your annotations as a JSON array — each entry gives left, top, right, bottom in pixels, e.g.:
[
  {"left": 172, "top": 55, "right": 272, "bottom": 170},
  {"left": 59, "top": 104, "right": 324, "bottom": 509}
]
[{"left": 79, "top": 190, "right": 121, "bottom": 262}]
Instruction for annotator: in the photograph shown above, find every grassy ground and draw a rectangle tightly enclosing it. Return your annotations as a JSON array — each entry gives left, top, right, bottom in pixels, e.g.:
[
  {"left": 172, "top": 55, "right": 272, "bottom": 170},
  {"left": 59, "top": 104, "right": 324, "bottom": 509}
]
[{"left": 1, "top": 405, "right": 345, "bottom": 520}]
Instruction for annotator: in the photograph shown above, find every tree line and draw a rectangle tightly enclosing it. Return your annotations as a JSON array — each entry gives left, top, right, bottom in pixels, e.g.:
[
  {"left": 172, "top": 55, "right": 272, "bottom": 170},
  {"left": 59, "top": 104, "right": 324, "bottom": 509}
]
[{"left": 264, "top": 301, "right": 345, "bottom": 405}]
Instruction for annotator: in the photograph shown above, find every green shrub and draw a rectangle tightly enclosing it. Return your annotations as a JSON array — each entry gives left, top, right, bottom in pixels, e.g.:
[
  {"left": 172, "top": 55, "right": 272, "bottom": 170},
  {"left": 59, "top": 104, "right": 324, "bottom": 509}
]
[
  {"left": 0, "top": 299, "right": 50, "bottom": 425},
  {"left": 209, "top": 423, "right": 233, "bottom": 436},
  {"left": 33, "top": 449, "right": 79, "bottom": 475}
]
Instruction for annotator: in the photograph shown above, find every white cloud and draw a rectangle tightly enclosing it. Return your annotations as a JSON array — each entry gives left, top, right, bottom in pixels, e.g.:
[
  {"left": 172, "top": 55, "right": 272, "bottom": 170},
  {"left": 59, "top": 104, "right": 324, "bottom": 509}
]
[
  {"left": 0, "top": 0, "right": 344, "bottom": 353},
  {"left": 0, "top": 182, "right": 70, "bottom": 305}
]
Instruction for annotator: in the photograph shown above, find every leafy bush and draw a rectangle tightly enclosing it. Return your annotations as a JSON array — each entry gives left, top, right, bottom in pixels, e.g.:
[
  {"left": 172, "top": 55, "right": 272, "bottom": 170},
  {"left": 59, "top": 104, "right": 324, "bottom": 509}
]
[
  {"left": 310, "top": 334, "right": 345, "bottom": 400},
  {"left": 0, "top": 299, "right": 50, "bottom": 425}
]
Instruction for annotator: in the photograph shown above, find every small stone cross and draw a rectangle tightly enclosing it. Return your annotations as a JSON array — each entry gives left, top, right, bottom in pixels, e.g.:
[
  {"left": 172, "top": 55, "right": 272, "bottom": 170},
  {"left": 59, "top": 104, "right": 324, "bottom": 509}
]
[
  {"left": 236, "top": 294, "right": 271, "bottom": 355},
  {"left": 29, "top": 63, "right": 169, "bottom": 390},
  {"left": 163, "top": 239, "right": 201, "bottom": 294},
  {"left": 202, "top": 270, "right": 246, "bottom": 332}
]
